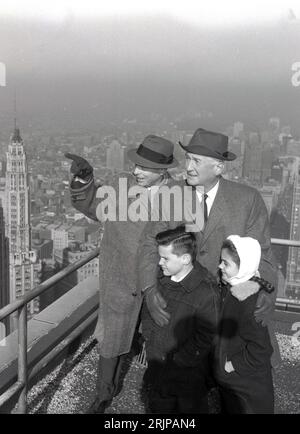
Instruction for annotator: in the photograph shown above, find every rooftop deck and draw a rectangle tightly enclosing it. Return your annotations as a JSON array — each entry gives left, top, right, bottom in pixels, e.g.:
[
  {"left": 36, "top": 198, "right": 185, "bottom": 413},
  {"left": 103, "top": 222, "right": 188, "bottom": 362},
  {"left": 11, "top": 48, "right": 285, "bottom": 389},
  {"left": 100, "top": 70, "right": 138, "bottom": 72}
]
[{"left": 24, "top": 315, "right": 300, "bottom": 414}]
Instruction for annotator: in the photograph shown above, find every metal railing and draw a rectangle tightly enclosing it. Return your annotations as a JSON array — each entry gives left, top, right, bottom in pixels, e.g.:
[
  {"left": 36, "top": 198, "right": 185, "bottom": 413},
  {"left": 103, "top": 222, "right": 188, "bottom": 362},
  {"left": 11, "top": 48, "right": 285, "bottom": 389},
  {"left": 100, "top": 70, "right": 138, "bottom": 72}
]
[
  {"left": 271, "top": 238, "right": 300, "bottom": 310},
  {"left": 0, "top": 247, "right": 100, "bottom": 413},
  {"left": 271, "top": 238, "right": 300, "bottom": 247},
  {"left": 0, "top": 238, "right": 300, "bottom": 413}
]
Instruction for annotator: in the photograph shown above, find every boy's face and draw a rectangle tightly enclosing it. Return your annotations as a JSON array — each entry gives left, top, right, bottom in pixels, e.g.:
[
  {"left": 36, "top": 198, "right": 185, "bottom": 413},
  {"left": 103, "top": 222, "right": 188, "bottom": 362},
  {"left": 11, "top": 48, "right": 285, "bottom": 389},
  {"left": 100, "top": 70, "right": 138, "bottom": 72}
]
[
  {"left": 158, "top": 244, "right": 185, "bottom": 277},
  {"left": 219, "top": 248, "right": 239, "bottom": 283}
]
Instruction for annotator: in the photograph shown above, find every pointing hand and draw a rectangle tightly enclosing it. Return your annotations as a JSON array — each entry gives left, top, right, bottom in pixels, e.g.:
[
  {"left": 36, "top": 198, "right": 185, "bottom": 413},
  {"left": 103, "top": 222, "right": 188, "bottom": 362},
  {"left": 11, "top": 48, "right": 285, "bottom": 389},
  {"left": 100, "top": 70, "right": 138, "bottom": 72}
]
[{"left": 65, "top": 153, "right": 93, "bottom": 181}]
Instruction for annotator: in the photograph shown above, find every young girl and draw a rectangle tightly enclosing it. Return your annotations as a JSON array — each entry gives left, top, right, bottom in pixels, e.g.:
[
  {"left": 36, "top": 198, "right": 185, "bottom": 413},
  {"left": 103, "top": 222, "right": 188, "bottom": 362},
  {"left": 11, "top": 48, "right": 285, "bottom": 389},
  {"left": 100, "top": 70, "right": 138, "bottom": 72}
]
[{"left": 214, "top": 235, "right": 275, "bottom": 414}]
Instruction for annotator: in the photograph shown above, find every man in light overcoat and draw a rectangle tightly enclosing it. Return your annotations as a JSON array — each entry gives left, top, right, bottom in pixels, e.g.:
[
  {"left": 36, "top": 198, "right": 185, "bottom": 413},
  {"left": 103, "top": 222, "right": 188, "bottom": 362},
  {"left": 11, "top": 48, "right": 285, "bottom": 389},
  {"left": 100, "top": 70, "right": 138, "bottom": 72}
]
[{"left": 66, "top": 135, "right": 194, "bottom": 412}]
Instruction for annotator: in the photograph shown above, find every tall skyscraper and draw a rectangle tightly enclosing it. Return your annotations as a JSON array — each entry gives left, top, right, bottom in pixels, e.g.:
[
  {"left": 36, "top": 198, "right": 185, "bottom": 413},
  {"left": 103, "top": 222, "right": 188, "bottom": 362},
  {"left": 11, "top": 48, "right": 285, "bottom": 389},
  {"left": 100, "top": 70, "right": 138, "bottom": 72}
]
[
  {"left": 5, "top": 125, "right": 41, "bottom": 330},
  {"left": 0, "top": 202, "right": 10, "bottom": 337},
  {"left": 226, "top": 137, "right": 245, "bottom": 180},
  {"left": 106, "top": 139, "right": 124, "bottom": 172},
  {"left": 286, "top": 157, "right": 300, "bottom": 300},
  {"left": 242, "top": 132, "right": 263, "bottom": 184},
  {"left": 233, "top": 121, "right": 244, "bottom": 138}
]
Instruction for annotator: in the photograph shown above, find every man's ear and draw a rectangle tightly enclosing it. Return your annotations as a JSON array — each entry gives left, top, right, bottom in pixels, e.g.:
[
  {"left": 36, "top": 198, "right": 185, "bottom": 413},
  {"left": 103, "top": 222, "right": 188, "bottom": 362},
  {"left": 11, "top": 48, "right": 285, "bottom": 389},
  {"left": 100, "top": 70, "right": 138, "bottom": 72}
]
[{"left": 215, "top": 161, "right": 225, "bottom": 176}]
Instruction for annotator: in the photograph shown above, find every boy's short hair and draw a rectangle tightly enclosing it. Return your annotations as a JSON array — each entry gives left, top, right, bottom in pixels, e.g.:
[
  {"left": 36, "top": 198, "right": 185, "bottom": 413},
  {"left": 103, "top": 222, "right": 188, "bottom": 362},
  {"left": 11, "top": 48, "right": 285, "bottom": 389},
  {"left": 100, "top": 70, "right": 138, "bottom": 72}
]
[{"left": 155, "top": 225, "right": 197, "bottom": 263}]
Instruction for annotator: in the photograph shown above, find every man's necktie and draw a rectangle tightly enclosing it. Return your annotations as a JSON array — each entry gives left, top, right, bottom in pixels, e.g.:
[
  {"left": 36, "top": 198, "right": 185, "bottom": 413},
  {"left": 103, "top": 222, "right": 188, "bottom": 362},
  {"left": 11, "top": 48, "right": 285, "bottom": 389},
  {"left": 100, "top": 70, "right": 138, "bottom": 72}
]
[{"left": 203, "top": 193, "right": 208, "bottom": 223}]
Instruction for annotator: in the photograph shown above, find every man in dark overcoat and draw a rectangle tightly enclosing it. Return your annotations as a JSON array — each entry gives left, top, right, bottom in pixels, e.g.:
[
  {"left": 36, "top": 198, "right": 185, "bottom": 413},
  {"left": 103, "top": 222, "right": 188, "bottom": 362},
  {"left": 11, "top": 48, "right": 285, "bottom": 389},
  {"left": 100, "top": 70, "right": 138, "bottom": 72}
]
[{"left": 139, "top": 128, "right": 281, "bottom": 369}]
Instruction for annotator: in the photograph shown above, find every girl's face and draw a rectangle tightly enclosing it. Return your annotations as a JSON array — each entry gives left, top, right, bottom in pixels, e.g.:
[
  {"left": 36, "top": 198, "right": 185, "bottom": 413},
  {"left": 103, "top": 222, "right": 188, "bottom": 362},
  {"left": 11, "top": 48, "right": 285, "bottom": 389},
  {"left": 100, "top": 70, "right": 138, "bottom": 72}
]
[{"left": 219, "top": 248, "right": 239, "bottom": 283}]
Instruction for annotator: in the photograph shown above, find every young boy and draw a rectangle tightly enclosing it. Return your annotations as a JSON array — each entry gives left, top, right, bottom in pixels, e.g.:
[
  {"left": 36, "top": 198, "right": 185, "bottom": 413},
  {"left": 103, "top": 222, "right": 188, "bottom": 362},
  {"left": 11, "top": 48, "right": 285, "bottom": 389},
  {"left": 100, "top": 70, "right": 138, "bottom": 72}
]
[{"left": 141, "top": 226, "right": 219, "bottom": 414}]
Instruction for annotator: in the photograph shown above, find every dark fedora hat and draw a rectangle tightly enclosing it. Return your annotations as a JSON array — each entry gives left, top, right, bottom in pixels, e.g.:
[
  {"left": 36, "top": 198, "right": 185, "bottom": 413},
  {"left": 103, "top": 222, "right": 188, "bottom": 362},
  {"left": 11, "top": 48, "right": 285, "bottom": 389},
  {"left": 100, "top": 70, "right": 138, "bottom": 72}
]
[
  {"left": 127, "top": 135, "right": 179, "bottom": 169},
  {"left": 179, "top": 128, "right": 236, "bottom": 161}
]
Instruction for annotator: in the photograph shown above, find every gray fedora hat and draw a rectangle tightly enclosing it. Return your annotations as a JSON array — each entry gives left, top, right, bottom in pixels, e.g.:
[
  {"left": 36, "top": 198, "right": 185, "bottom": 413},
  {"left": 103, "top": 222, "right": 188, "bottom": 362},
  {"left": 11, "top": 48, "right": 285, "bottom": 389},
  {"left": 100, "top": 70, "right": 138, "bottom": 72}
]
[
  {"left": 179, "top": 128, "right": 236, "bottom": 161},
  {"left": 127, "top": 135, "right": 179, "bottom": 169}
]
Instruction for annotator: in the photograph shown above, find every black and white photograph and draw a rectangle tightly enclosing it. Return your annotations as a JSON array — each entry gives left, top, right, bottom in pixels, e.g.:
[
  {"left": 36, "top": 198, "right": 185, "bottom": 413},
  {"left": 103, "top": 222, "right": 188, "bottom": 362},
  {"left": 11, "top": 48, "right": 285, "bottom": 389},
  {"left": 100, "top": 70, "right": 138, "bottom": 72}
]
[{"left": 0, "top": 0, "right": 299, "bottom": 416}]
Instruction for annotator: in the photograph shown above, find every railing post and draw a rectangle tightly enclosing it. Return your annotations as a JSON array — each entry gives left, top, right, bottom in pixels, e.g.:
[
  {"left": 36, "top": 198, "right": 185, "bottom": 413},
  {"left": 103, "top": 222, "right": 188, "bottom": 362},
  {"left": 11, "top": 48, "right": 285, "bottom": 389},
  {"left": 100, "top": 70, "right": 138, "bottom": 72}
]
[{"left": 17, "top": 304, "right": 28, "bottom": 414}]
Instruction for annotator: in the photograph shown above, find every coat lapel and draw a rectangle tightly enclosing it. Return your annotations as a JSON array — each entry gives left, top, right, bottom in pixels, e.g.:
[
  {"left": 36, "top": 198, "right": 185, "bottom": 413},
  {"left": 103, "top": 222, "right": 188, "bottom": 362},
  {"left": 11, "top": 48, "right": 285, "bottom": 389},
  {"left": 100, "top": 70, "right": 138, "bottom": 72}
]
[{"left": 200, "top": 177, "right": 228, "bottom": 246}]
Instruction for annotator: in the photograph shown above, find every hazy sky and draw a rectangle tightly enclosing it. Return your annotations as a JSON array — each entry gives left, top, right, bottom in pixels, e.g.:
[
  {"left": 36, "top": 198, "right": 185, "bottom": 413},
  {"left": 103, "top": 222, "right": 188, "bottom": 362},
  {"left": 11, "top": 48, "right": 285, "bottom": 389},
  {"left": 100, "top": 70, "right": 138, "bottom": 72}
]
[{"left": 1, "top": 1, "right": 300, "bottom": 134}]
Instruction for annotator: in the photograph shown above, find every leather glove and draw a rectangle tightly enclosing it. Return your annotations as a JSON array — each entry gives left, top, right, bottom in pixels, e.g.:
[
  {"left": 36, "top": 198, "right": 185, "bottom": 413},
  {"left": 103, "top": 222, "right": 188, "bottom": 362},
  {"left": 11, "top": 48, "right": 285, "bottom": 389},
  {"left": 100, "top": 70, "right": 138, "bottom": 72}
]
[
  {"left": 145, "top": 286, "right": 170, "bottom": 327},
  {"left": 254, "top": 290, "right": 275, "bottom": 326},
  {"left": 65, "top": 153, "right": 93, "bottom": 181}
]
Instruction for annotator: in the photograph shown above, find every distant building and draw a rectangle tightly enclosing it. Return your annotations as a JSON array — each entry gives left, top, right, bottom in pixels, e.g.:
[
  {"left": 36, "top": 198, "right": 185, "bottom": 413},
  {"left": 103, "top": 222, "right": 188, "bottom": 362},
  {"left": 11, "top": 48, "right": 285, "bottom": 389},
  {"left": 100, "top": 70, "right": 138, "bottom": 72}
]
[
  {"left": 259, "top": 185, "right": 280, "bottom": 216},
  {"left": 0, "top": 160, "right": 6, "bottom": 177},
  {"left": 286, "top": 158, "right": 300, "bottom": 301},
  {"left": 51, "top": 224, "right": 70, "bottom": 251},
  {"left": 286, "top": 139, "right": 300, "bottom": 157},
  {"left": 38, "top": 259, "right": 74, "bottom": 311},
  {"left": 271, "top": 160, "right": 284, "bottom": 183},
  {"left": 261, "top": 147, "right": 273, "bottom": 182},
  {"left": 233, "top": 121, "right": 244, "bottom": 138},
  {"left": 243, "top": 132, "right": 263, "bottom": 184},
  {"left": 64, "top": 242, "right": 99, "bottom": 284},
  {"left": 280, "top": 134, "right": 292, "bottom": 154},
  {"left": 51, "top": 223, "right": 86, "bottom": 251},
  {"left": 5, "top": 125, "right": 41, "bottom": 330},
  {"left": 85, "top": 224, "right": 101, "bottom": 244},
  {"left": 0, "top": 203, "right": 10, "bottom": 336},
  {"left": 68, "top": 226, "right": 85, "bottom": 243},
  {"left": 50, "top": 242, "right": 99, "bottom": 291},
  {"left": 226, "top": 137, "right": 245, "bottom": 180},
  {"left": 106, "top": 139, "right": 124, "bottom": 171},
  {"left": 37, "top": 223, "right": 59, "bottom": 240},
  {"left": 32, "top": 238, "right": 53, "bottom": 260}
]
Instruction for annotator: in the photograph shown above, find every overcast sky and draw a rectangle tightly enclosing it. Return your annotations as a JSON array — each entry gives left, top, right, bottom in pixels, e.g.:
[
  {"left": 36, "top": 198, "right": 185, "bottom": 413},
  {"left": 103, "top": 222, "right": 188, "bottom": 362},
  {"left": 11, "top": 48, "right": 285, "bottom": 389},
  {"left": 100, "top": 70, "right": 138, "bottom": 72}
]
[{"left": 1, "top": 1, "right": 300, "bottom": 134}]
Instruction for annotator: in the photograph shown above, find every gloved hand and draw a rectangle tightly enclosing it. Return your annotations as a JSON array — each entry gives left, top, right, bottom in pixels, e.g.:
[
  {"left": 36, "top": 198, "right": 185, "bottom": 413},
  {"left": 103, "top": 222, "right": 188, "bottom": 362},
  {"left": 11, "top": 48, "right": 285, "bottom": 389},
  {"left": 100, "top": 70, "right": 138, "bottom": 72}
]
[
  {"left": 65, "top": 153, "right": 93, "bottom": 181},
  {"left": 254, "top": 290, "right": 275, "bottom": 326},
  {"left": 145, "top": 286, "right": 170, "bottom": 327}
]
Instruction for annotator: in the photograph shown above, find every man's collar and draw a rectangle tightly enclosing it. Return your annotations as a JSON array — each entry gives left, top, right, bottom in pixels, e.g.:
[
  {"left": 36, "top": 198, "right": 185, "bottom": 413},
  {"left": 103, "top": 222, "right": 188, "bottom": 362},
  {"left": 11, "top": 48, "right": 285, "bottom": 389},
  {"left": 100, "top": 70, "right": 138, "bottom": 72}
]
[{"left": 206, "top": 179, "right": 220, "bottom": 198}]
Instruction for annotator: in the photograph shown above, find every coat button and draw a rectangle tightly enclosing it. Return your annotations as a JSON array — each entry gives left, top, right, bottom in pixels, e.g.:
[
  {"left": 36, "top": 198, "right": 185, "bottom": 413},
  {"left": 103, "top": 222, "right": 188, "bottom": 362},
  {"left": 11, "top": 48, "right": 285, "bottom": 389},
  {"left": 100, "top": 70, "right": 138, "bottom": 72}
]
[{"left": 132, "top": 291, "right": 137, "bottom": 297}]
